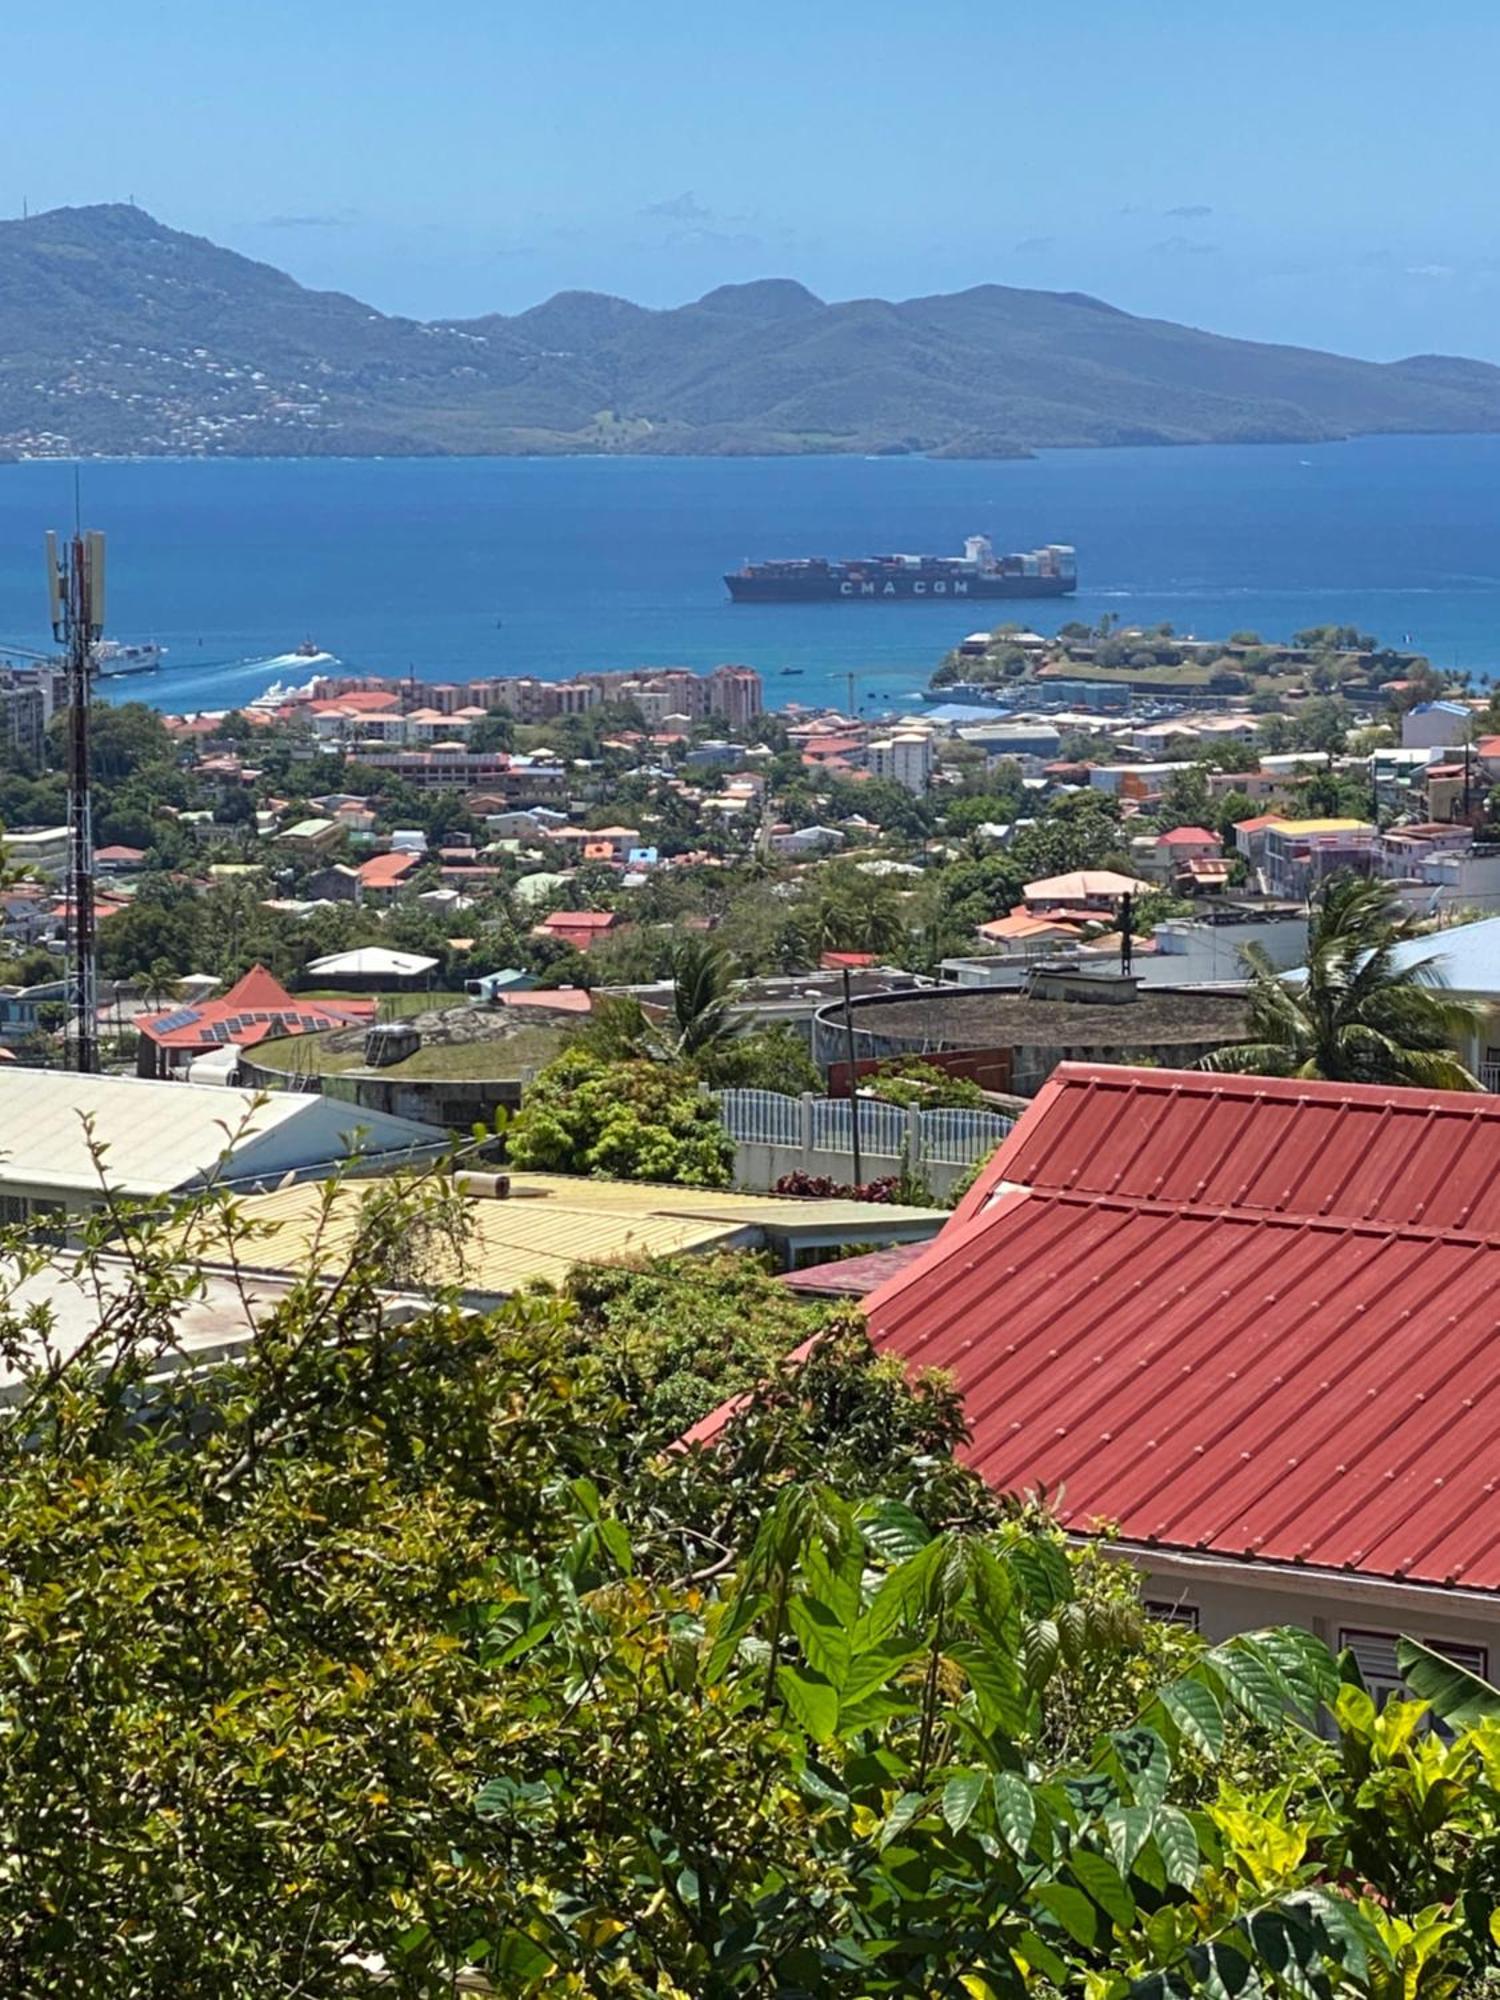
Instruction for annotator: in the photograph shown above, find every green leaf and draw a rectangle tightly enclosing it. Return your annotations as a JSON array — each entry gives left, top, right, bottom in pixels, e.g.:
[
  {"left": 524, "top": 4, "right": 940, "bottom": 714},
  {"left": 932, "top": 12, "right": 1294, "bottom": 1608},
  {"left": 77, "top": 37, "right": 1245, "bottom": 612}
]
[
  {"left": 862, "top": 1537, "right": 947, "bottom": 1643},
  {"left": 879, "top": 1789, "right": 929, "bottom": 1851},
  {"left": 1071, "top": 1847, "right": 1136, "bottom": 1929},
  {"left": 947, "top": 1637, "right": 1030, "bottom": 1737},
  {"left": 1102, "top": 1803, "right": 1154, "bottom": 1875},
  {"left": 1064, "top": 1772, "right": 1119, "bottom": 1817},
  {"left": 942, "top": 1769, "right": 986, "bottom": 1833},
  {"left": 966, "top": 1542, "right": 1018, "bottom": 1648},
  {"left": 1396, "top": 1636, "right": 1500, "bottom": 1724},
  {"left": 1250, "top": 1629, "right": 1337, "bottom": 1712},
  {"left": 704, "top": 1583, "right": 765, "bottom": 1684},
  {"left": 799, "top": 1764, "right": 849, "bottom": 1812},
  {"left": 1020, "top": 1617, "right": 1061, "bottom": 1690},
  {"left": 1162, "top": 1676, "right": 1226, "bottom": 1758},
  {"left": 803, "top": 1531, "right": 862, "bottom": 1632},
  {"left": 597, "top": 1516, "right": 633, "bottom": 1577},
  {"left": 1056, "top": 1596, "right": 1090, "bottom": 1666},
  {"left": 1033, "top": 1882, "right": 1101, "bottom": 1948},
  {"left": 1190, "top": 1940, "right": 1259, "bottom": 2000},
  {"left": 993, "top": 1771, "right": 1036, "bottom": 1859},
  {"left": 1009, "top": 1534, "right": 1074, "bottom": 1612},
  {"left": 1245, "top": 1907, "right": 1329, "bottom": 2000},
  {"left": 788, "top": 1593, "right": 852, "bottom": 1691},
  {"left": 1014, "top": 1930, "right": 1071, "bottom": 1987},
  {"left": 1287, "top": 1888, "right": 1381, "bottom": 1983},
  {"left": 1108, "top": 1727, "right": 1170, "bottom": 1808},
  {"left": 832, "top": 1686, "right": 914, "bottom": 1734},
  {"left": 1210, "top": 1640, "right": 1286, "bottom": 1729},
  {"left": 776, "top": 1663, "right": 839, "bottom": 1743},
  {"left": 491, "top": 1618, "right": 557, "bottom": 1668},
  {"left": 840, "top": 1633, "right": 923, "bottom": 1708},
  {"left": 857, "top": 1497, "right": 932, "bottom": 1564},
  {"left": 489, "top": 1929, "right": 555, "bottom": 1982},
  {"left": 1152, "top": 1806, "right": 1200, "bottom": 1889},
  {"left": 1129, "top": 1973, "right": 1191, "bottom": 2000}
]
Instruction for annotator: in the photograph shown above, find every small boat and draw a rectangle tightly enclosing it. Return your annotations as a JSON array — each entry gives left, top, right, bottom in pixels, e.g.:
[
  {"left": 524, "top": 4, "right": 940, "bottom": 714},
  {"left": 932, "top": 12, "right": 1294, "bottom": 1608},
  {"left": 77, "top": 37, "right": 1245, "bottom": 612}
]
[
  {"left": 91, "top": 640, "right": 165, "bottom": 678},
  {"left": 294, "top": 638, "right": 321, "bottom": 658},
  {"left": 779, "top": 666, "right": 805, "bottom": 677}
]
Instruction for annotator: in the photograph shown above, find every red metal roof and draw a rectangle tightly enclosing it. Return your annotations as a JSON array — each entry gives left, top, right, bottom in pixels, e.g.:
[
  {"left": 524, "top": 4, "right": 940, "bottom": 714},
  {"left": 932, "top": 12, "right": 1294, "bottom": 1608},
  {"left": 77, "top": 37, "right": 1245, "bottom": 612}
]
[
  {"left": 857, "top": 1064, "right": 1500, "bottom": 1592},
  {"left": 781, "top": 1243, "right": 926, "bottom": 1299},
  {"left": 953, "top": 1063, "right": 1500, "bottom": 1234}
]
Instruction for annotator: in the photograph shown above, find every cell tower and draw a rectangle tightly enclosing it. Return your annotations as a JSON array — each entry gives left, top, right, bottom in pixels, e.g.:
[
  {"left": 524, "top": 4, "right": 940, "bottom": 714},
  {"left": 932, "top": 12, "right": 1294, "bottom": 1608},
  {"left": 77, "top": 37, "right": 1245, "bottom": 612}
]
[{"left": 46, "top": 529, "right": 106, "bottom": 1074}]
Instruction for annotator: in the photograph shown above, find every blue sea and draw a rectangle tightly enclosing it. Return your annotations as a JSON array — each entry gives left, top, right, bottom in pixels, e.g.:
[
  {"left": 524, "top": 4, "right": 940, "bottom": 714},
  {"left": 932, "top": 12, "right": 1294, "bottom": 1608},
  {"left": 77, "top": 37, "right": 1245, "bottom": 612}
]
[{"left": 1, "top": 434, "right": 1499, "bottom": 715}]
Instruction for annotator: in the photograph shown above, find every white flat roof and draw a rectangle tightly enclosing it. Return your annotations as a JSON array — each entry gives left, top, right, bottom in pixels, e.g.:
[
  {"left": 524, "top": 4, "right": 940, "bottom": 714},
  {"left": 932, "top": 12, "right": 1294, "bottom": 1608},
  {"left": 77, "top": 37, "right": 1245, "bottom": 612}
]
[
  {"left": 0, "top": 1070, "right": 446, "bottom": 1198},
  {"left": 305, "top": 947, "right": 439, "bottom": 978}
]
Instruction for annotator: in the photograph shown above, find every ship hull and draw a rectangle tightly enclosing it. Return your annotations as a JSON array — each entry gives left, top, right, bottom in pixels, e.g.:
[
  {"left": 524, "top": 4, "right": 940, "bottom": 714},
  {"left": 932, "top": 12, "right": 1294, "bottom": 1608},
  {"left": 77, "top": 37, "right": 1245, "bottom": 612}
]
[{"left": 725, "top": 572, "right": 1074, "bottom": 602}]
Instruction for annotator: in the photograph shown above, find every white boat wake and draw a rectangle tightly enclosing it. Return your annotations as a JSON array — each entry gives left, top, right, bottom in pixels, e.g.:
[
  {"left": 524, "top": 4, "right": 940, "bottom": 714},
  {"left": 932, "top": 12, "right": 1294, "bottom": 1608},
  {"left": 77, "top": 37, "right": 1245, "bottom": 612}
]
[{"left": 251, "top": 650, "right": 340, "bottom": 670}]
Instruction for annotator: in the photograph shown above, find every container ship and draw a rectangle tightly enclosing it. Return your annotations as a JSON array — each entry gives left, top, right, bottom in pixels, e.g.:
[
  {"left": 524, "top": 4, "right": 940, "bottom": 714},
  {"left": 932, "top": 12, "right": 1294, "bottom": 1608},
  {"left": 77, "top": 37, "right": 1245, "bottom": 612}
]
[{"left": 725, "top": 535, "right": 1076, "bottom": 603}]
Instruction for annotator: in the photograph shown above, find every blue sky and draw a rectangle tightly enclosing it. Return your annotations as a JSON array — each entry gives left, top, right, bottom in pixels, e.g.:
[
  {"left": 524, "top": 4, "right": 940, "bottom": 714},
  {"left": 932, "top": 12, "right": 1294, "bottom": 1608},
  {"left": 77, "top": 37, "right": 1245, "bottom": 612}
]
[{"left": 5, "top": 0, "right": 1500, "bottom": 357}]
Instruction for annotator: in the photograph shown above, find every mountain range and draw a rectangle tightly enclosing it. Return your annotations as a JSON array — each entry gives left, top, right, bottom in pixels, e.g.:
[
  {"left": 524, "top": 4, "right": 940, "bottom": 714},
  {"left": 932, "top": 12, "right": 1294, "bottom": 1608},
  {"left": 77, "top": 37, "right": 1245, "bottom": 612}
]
[{"left": 6, "top": 204, "right": 1500, "bottom": 460}]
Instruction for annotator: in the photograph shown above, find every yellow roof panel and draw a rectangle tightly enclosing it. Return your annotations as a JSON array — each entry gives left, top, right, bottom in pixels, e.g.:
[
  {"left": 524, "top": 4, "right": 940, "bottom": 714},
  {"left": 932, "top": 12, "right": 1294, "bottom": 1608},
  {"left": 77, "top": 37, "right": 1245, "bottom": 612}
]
[
  {"left": 224, "top": 1178, "right": 746, "bottom": 1295},
  {"left": 506, "top": 1174, "right": 943, "bottom": 1234},
  {"left": 1269, "top": 817, "right": 1371, "bottom": 835},
  {"left": 220, "top": 1172, "right": 945, "bottom": 1296}
]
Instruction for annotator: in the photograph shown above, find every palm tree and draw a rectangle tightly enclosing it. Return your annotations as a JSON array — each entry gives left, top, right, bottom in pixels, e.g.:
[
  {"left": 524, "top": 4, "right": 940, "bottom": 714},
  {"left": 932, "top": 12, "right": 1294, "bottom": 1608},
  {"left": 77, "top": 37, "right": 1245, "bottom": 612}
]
[
  {"left": 662, "top": 936, "right": 738, "bottom": 1061},
  {"left": 1201, "top": 875, "right": 1484, "bottom": 1091},
  {"left": 138, "top": 958, "right": 182, "bottom": 1017},
  {"left": 568, "top": 938, "right": 739, "bottom": 1068}
]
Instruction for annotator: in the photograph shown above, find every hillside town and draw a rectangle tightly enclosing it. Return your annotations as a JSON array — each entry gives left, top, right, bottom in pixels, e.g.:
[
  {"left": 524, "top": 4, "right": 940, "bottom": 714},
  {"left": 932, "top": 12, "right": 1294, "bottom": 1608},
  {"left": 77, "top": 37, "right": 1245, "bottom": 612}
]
[{"left": 7, "top": 618, "right": 1500, "bottom": 1987}]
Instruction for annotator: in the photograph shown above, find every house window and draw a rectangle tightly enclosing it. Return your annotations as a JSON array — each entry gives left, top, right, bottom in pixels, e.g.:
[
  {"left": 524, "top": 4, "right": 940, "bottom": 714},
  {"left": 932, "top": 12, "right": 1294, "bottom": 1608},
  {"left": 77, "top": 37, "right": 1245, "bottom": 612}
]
[
  {"left": 1338, "top": 1628, "right": 1489, "bottom": 1706},
  {"left": 1146, "top": 1598, "right": 1200, "bottom": 1631}
]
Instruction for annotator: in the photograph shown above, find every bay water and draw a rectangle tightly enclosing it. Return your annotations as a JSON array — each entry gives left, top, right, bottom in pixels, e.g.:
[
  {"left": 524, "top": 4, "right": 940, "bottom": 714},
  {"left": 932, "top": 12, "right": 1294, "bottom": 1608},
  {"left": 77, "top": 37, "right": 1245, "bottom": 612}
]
[{"left": 1, "top": 434, "right": 1498, "bottom": 715}]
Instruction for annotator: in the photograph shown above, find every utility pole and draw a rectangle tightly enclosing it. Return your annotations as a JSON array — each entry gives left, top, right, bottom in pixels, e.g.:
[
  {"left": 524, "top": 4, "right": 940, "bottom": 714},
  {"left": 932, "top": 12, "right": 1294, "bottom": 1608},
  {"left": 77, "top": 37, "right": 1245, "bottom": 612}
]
[
  {"left": 46, "top": 529, "right": 105, "bottom": 1073},
  {"left": 842, "top": 965, "right": 863, "bottom": 1187}
]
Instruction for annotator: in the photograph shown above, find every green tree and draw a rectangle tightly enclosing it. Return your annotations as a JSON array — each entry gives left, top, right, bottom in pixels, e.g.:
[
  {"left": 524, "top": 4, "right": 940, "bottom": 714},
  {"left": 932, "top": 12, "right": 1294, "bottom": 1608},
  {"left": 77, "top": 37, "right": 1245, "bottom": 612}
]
[
  {"left": 1010, "top": 790, "right": 1123, "bottom": 880},
  {"left": 1215, "top": 787, "right": 1258, "bottom": 844},
  {"left": 1202, "top": 875, "right": 1483, "bottom": 1088},
  {"left": 794, "top": 862, "right": 908, "bottom": 960},
  {"left": 703, "top": 1024, "right": 821, "bottom": 1096},
  {"left": 506, "top": 1047, "right": 736, "bottom": 1185}
]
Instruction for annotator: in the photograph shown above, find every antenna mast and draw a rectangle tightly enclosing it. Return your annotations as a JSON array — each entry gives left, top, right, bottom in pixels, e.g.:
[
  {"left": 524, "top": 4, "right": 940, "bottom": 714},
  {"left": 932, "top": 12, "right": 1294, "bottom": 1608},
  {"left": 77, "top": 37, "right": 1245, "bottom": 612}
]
[{"left": 46, "top": 528, "right": 105, "bottom": 1074}]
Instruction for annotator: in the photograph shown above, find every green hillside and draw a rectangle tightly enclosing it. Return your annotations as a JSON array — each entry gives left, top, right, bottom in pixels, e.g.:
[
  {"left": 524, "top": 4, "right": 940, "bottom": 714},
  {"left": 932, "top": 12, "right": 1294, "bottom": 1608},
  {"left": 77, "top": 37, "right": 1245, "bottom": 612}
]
[{"left": 6, "top": 204, "right": 1500, "bottom": 458}]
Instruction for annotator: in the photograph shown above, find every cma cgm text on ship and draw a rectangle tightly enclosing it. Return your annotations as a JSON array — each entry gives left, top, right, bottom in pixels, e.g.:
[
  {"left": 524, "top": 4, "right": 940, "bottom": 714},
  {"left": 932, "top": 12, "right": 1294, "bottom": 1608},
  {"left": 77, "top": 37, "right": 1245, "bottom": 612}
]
[{"left": 725, "top": 536, "right": 1077, "bottom": 603}]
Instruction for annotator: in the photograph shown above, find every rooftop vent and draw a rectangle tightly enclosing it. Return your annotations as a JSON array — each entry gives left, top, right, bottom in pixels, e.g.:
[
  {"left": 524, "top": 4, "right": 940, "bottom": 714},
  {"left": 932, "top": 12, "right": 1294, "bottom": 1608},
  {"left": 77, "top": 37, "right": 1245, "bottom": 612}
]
[{"left": 1024, "top": 962, "right": 1141, "bottom": 1007}]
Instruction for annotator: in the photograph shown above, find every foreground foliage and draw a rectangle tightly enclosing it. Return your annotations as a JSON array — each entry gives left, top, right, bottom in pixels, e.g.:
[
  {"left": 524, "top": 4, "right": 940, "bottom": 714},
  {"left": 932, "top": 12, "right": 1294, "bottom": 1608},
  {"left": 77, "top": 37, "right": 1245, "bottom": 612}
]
[{"left": 0, "top": 1176, "right": 1496, "bottom": 1993}]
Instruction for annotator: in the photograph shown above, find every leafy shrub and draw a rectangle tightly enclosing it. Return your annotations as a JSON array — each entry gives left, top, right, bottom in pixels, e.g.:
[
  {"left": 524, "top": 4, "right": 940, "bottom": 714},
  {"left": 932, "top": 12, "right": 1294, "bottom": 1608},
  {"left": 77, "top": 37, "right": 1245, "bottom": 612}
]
[
  {"left": 507, "top": 1046, "right": 735, "bottom": 1186},
  {"left": 774, "top": 1170, "right": 903, "bottom": 1203}
]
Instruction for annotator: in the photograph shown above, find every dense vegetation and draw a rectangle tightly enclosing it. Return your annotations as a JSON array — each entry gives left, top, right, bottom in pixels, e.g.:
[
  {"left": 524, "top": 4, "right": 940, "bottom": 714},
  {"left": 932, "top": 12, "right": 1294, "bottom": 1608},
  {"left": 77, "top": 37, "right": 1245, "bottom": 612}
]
[
  {"left": 2, "top": 1175, "right": 1500, "bottom": 1993},
  {"left": 506, "top": 1047, "right": 737, "bottom": 1185},
  {"left": 10, "top": 205, "right": 1500, "bottom": 458}
]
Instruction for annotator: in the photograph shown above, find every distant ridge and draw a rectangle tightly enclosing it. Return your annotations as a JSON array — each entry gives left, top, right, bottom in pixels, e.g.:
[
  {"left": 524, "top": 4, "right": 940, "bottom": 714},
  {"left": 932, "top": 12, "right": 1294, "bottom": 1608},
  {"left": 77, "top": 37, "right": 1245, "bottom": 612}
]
[{"left": 5, "top": 203, "right": 1500, "bottom": 460}]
